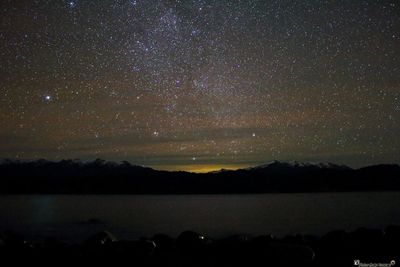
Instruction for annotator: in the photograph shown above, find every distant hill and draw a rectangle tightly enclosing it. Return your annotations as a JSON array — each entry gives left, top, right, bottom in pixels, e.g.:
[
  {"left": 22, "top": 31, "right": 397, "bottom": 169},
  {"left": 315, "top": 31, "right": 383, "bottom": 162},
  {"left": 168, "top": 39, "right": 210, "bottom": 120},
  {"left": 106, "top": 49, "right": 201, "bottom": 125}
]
[{"left": 0, "top": 159, "right": 399, "bottom": 194}]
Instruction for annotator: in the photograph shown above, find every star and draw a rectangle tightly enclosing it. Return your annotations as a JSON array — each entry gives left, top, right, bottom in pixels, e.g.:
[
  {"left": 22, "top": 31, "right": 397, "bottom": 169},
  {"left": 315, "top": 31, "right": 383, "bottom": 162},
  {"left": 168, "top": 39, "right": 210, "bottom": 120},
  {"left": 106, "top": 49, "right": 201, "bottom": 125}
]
[{"left": 68, "top": 1, "right": 76, "bottom": 8}]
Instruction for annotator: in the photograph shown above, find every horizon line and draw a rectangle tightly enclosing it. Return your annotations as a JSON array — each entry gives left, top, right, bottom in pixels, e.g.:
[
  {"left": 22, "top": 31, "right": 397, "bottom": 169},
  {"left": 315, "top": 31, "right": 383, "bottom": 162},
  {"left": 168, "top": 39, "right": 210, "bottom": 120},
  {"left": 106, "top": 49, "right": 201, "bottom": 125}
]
[{"left": 1, "top": 158, "right": 399, "bottom": 174}]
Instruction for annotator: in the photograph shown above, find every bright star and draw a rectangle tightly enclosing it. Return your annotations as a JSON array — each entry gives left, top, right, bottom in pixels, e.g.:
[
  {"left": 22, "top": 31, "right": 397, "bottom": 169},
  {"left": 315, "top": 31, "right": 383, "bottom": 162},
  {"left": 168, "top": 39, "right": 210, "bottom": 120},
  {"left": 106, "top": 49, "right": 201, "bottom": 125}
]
[{"left": 68, "top": 1, "right": 76, "bottom": 8}]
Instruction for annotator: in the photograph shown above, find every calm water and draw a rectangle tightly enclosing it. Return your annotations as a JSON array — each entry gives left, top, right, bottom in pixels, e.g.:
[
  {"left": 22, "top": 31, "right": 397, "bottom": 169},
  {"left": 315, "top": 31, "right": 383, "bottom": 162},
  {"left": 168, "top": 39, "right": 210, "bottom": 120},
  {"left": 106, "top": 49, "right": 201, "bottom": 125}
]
[{"left": 0, "top": 192, "right": 399, "bottom": 242}]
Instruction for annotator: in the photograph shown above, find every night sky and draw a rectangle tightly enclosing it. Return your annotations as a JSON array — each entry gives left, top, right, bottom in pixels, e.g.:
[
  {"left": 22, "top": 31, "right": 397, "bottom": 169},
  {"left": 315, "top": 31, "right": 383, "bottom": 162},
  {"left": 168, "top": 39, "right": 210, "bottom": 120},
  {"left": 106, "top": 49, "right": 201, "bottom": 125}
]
[{"left": 1, "top": 0, "right": 399, "bottom": 172}]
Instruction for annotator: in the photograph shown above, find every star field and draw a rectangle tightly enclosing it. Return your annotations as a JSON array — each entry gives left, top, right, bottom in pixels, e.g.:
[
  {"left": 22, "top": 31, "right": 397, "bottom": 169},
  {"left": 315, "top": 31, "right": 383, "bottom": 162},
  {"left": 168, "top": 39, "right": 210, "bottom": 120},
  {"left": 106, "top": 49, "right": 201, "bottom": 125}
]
[{"left": 0, "top": 0, "right": 399, "bottom": 171}]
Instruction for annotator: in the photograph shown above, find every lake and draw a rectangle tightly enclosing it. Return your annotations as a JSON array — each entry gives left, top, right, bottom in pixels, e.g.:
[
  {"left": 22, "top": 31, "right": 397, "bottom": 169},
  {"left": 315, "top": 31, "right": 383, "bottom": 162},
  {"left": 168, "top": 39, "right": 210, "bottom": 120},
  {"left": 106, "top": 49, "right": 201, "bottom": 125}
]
[{"left": 0, "top": 192, "right": 399, "bottom": 242}]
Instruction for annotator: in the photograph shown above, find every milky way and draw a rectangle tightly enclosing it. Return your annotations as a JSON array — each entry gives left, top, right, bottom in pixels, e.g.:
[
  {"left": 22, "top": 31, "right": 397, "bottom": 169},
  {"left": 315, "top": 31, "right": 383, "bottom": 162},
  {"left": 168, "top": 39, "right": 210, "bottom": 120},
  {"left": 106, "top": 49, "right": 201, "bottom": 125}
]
[{"left": 1, "top": 0, "right": 399, "bottom": 171}]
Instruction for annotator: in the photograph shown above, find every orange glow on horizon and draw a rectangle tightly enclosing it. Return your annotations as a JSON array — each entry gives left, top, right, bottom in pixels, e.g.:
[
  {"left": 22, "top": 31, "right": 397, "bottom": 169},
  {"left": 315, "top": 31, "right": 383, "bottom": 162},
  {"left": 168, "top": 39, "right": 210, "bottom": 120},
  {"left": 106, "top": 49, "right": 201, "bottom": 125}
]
[{"left": 152, "top": 164, "right": 252, "bottom": 173}]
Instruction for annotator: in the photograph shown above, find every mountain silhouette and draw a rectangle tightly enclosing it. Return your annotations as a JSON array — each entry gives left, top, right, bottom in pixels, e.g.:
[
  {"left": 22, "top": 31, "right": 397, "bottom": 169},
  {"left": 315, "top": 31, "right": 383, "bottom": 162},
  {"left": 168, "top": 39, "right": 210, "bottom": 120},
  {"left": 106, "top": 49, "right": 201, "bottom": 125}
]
[{"left": 0, "top": 159, "right": 399, "bottom": 194}]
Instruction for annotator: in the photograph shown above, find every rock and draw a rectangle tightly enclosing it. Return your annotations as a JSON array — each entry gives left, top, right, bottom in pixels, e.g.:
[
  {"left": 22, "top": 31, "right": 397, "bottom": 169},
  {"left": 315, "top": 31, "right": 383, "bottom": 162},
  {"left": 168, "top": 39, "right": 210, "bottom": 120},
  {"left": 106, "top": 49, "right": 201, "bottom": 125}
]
[
  {"left": 152, "top": 233, "right": 174, "bottom": 251},
  {"left": 176, "top": 231, "right": 207, "bottom": 248},
  {"left": 266, "top": 242, "right": 315, "bottom": 266},
  {"left": 85, "top": 230, "right": 117, "bottom": 246}
]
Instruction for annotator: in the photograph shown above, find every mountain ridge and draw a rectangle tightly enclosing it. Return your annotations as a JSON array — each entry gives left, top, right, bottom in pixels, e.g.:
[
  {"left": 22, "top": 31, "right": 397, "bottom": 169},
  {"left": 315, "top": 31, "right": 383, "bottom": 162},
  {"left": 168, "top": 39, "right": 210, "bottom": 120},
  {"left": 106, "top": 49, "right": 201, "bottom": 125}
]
[{"left": 0, "top": 159, "right": 399, "bottom": 194}]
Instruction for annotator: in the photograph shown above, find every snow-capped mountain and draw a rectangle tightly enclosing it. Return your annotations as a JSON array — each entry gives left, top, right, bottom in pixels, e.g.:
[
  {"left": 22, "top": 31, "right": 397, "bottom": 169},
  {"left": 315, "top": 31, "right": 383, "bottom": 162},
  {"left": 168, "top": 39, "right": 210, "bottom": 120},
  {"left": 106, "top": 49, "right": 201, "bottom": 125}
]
[{"left": 245, "top": 161, "right": 351, "bottom": 171}]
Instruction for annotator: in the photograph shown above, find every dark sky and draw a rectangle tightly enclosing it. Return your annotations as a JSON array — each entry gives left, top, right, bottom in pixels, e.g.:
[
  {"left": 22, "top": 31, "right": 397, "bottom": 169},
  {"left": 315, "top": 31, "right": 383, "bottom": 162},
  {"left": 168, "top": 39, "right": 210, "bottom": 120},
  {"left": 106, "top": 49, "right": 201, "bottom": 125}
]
[{"left": 1, "top": 0, "right": 399, "bottom": 172}]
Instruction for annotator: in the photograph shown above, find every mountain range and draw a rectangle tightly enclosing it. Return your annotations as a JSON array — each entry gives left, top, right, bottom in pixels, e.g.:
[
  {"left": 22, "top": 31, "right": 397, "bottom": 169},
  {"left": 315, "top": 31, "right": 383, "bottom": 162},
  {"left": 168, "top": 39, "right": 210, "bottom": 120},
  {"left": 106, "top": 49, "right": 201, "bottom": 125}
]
[{"left": 0, "top": 159, "right": 399, "bottom": 194}]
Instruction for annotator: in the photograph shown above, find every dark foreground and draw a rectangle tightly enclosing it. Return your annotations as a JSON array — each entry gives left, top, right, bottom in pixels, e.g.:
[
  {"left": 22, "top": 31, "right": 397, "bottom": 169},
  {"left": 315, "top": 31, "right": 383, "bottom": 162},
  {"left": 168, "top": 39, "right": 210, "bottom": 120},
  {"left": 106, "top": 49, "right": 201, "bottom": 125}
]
[{"left": 1, "top": 226, "right": 399, "bottom": 266}]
